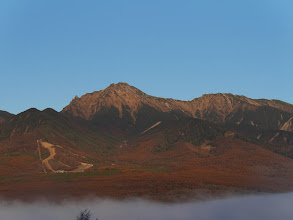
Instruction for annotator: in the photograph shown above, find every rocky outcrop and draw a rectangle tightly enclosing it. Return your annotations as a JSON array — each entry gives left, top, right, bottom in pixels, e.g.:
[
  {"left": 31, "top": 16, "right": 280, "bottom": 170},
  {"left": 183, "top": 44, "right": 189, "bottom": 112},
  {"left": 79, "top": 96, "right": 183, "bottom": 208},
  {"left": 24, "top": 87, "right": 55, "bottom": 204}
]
[{"left": 281, "top": 117, "right": 293, "bottom": 132}]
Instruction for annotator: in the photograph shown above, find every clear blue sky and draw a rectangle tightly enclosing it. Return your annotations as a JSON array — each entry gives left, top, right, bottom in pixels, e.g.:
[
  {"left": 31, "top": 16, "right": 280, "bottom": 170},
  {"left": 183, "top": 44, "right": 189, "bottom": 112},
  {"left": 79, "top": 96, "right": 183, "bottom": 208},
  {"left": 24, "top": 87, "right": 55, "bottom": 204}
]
[{"left": 1, "top": 0, "right": 292, "bottom": 114}]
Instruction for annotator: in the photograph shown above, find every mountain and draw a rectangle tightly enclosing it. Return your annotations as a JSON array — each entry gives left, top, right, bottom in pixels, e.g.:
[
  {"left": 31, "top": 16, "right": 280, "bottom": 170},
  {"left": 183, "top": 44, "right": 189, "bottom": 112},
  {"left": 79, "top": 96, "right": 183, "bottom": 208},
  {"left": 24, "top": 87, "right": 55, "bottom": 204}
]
[
  {"left": 0, "top": 108, "right": 119, "bottom": 156},
  {"left": 0, "top": 82, "right": 293, "bottom": 200},
  {"left": 63, "top": 83, "right": 293, "bottom": 129},
  {"left": 62, "top": 82, "right": 293, "bottom": 146},
  {"left": 0, "top": 110, "right": 14, "bottom": 124}
]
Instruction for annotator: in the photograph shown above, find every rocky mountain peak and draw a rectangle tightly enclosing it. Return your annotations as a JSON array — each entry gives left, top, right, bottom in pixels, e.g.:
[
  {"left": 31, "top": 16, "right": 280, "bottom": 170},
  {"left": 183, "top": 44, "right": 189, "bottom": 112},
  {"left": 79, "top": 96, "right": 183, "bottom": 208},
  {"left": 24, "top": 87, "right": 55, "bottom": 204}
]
[
  {"left": 62, "top": 83, "right": 293, "bottom": 132},
  {"left": 108, "top": 82, "right": 131, "bottom": 89},
  {"left": 62, "top": 83, "right": 150, "bottom": 120},
  {"left": 102, "top": 82, "right": 146, "bottom": 97}
]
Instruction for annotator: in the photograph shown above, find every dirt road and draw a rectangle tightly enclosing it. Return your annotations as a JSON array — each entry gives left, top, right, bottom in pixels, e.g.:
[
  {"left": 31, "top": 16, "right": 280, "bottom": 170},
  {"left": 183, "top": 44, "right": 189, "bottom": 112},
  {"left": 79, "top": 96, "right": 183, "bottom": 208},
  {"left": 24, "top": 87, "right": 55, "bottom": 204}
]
[
  {"left": 37, "top": 140, "right": 93, "bottom": 173},
  {"left": 38, "top": 141, "right": 57, "bottom": 172},
  {"left": 71, "top": 163, "right": 93, "bottom": 173}
]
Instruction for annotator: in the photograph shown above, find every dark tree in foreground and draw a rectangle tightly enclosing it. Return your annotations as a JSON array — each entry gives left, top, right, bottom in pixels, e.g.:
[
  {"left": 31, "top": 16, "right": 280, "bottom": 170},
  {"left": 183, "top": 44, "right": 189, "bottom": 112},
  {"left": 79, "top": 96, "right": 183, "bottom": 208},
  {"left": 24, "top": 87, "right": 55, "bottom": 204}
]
[{"left": 76, "top": 209, "right": 98, "bottom": 220}]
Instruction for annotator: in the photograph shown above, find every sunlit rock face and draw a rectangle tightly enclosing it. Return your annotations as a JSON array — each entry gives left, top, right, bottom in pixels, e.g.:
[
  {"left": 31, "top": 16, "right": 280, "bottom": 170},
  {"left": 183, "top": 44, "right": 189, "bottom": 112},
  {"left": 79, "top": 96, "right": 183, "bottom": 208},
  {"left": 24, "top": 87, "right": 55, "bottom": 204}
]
[{"left": 62, "top": 83, "right": 293, "bottom": 131}]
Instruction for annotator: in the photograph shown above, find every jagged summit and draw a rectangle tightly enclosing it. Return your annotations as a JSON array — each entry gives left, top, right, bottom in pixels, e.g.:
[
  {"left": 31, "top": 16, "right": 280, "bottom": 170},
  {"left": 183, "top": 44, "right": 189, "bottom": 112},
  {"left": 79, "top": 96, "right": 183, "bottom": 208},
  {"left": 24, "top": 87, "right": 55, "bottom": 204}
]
[
  {"left": 107, "top": 82, "right": 132, "bottom": 88},
  {"left": 62, "top": 82, "right": 159, "bottom": 120},
  {"left": 101, "top": 82, "right": 149, "bottom": 98},
  {"left": 61, "top": 83, "right": 293, "bottom": 133}
]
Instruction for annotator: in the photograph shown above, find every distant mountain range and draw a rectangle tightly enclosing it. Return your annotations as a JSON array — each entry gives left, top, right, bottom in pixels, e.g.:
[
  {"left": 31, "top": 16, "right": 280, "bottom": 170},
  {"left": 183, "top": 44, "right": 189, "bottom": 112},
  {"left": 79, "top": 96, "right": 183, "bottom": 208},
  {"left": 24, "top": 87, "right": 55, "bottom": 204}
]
[
  {"left": 0, "top": 82, "right": 292, "bottom": 200},
  {"left": 63, "top": 82, "right": 293, "bottom": 146}
]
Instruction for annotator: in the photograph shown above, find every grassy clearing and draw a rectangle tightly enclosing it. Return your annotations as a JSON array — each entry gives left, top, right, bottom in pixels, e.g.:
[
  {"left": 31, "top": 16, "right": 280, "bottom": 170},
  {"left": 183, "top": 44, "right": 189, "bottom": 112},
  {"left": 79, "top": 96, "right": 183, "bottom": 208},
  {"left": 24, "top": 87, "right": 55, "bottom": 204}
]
[
  {"left": 46, "top": 168, "right": 122, "bottom": 181},
  {"left": 146, "top": 158, "right": 184, "bottom": 163},
  {"left": 131, "top": 163, "right": 170, "bottom": 173},
  {"left": 0, "top": 152, "right": 38, "bottom": 159},
  {"left": 0, "top": 158, "right": 12, "bottom": 167},
  {"left": 0, "top": 174, "right": 32, "bottom": 182},
  {"left": 145, "top": 166, "right": 170, "bottom": 173}
]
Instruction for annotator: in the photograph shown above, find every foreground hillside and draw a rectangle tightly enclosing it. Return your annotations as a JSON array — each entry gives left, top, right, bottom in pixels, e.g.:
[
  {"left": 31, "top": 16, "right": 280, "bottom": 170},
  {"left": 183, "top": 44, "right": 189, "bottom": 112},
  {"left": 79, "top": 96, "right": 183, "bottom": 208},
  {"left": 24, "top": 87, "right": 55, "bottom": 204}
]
[{"left": 0, "top": 82, "right": 292, "bottom": 201}]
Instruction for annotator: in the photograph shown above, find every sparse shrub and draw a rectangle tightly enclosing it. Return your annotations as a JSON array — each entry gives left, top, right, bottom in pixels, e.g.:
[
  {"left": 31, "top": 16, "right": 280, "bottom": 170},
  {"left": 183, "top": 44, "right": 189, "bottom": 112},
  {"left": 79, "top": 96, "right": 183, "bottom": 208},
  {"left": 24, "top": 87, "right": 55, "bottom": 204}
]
[{"left": 76, "top": 209, "right": 98, "bottom": 220}]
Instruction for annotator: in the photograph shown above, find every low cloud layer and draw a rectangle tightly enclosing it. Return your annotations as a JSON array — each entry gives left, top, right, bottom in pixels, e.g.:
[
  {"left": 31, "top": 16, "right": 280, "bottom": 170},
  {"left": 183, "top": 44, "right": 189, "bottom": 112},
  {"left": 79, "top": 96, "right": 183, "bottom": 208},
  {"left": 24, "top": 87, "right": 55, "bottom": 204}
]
[{"left": 0, "top": 193, "right": 292, "bottom": 220}]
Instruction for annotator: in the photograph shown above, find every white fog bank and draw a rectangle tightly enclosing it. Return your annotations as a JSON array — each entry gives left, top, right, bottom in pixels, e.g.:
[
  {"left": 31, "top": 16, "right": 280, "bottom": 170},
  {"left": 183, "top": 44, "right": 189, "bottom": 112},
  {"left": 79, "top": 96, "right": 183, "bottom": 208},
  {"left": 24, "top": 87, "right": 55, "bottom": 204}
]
[{"left": 0, "top": 193, "right": 293, "bottom": 220}]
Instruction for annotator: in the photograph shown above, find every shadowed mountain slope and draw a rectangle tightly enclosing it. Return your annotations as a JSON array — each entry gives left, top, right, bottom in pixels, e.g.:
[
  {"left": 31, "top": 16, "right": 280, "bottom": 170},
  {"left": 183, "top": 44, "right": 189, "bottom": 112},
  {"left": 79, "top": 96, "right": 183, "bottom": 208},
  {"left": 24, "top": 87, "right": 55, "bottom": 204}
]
[
  {"left": 0, "top": 110, "right": 14, "bottom": 124},
  {"left": 0, "top": 108, "right": 120, "bottom": 156}
]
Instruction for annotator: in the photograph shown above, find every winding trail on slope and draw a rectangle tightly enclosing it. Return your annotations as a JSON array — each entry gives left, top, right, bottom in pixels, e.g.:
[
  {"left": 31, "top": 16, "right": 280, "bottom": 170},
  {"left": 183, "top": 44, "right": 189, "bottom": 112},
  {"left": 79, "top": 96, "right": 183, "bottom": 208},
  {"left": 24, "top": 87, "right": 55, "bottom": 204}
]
[
  {"left": 37, "top": 140, "right": 47, "bottom": 173},
  {"left": 40, "top": 141, "right": 57, "bottom": 172},
  {"left": 71, "top": 163, "right": 93, "bottom": 173},
  {"left": 37, "top": 140, "right": 93, "bottom": 173}
]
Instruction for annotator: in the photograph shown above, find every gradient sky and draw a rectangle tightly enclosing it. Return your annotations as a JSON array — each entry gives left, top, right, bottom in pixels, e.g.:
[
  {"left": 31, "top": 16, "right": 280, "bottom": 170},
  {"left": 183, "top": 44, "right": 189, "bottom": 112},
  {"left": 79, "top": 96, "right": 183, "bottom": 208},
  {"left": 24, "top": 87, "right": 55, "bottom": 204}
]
[{"left": 1, "top": 0, "right": 292, "bottom": 114}]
